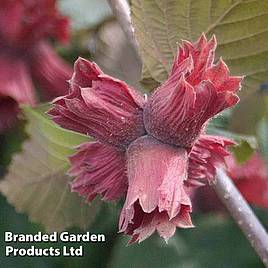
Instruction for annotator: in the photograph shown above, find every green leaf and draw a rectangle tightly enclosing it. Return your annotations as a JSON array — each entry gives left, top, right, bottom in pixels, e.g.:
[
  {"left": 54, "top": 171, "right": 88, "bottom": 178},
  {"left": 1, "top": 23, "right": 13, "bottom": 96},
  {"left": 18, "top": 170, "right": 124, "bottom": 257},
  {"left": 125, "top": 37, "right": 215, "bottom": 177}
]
[
  {"left": 131, "top": 0, "right": 268, "bottom": 92},
  {"left": 109, "top": 215, "right": 263, "bottom": 268},
  {"left": 231, "top": 140, "right": 254, "bottom": 164},
  {"left": 257, "top": 117, "right": 268, "bottom": 161},
  {"left": 0, "top": 105, "right": 99, "bottom": 232}
]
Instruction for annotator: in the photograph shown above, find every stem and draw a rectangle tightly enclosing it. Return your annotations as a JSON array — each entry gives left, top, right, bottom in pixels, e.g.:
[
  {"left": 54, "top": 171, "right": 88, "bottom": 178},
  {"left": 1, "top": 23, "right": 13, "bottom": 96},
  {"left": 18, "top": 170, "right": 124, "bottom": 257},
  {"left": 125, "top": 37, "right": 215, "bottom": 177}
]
[
  {"left": 213, "top": 168, "right": 268, "bottom": 267},
  {"left": 106, "top": 0, "right": 139, "bottom": 55}
]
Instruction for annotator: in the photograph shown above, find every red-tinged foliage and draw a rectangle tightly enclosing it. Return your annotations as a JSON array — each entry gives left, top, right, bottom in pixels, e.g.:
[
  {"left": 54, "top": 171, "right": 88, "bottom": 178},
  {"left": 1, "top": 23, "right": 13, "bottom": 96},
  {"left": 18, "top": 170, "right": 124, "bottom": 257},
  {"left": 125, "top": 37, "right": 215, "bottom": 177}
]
[{"left": 0, "top": 0, "right": 72, "bottom": 132}]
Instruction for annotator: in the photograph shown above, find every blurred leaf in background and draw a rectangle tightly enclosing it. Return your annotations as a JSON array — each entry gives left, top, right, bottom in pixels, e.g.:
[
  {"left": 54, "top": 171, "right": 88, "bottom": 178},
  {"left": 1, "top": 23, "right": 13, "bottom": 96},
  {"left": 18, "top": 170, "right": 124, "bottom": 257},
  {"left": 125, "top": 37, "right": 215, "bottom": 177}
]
[{"left": 0, "top": 105, "right": 100, "bottom": 232}]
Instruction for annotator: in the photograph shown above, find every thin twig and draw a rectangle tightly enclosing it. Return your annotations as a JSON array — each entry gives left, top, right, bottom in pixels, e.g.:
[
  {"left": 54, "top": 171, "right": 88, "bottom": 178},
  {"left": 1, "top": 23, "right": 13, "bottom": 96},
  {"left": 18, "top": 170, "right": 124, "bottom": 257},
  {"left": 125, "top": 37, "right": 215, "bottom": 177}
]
[
  {"left": 106, "top": 0, "right": 139, "bottom": 55},
  {"left": 213, "top": 168, "right": 268, "bottom": 267}
]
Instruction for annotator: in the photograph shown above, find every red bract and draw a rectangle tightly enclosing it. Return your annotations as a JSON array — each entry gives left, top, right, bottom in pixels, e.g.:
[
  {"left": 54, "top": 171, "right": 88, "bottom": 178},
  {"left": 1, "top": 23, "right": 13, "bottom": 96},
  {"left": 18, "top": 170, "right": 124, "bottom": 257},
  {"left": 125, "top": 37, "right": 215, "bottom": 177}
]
[
  {"left": 49, "top": 34, "right": 242, "bottom": 243},
  {"left": 0, "top": 0, "right": 72, "bottom": 132},
  {"left": 50, "top": 58, "right": 145, "bottom": 147},
  {"left": 188, "top": 135, "right": 235, "bottom": 186},
  {"left": 68, "top": 142, "right": 128, "bottom": 201},
  {"left": 144, "top": 34, "right": 241, "bottom": 147},
  {"left": 119, "top": 136, "right": 193, "bottom": 243}
]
